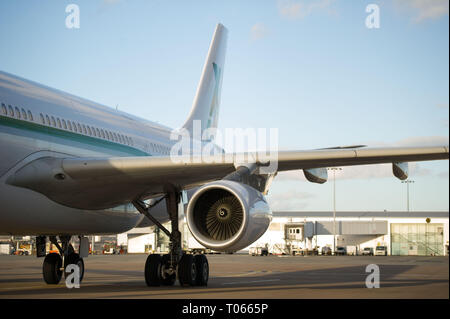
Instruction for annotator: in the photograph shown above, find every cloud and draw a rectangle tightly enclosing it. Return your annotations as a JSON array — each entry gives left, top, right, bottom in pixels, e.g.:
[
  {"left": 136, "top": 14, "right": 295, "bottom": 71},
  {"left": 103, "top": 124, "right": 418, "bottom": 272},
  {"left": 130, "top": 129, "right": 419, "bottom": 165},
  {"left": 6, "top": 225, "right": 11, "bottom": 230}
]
[
  {"left": 438, "top": 171, "right": 449, "bottom": 179},
  {"left": 393, "top": 136, "right": 449, "bottom": 147},
  {"left": 277, "top": 0, "right": 336, "bottom": 20},
  {"left": 276, "top": 162, "right": 433, "bottom": 182},
  {"left": 250, "top": 23, "right": 270, "bottom": 41},
  {"left": 394, "top": 0, "right": 449, "bottom": 22},
  {"left": 267, "top": 190, "right": 315, "bottom": 210},
  {"left": 362, "top": 136, "right": 449, "bottom": 148}
]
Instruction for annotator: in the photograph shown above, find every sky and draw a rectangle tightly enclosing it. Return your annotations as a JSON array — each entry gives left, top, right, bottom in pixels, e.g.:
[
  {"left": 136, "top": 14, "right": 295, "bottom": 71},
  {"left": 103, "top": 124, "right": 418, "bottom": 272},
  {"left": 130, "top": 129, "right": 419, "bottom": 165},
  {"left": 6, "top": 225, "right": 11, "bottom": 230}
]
[{"left": 0, "top": 0, "right": 448, "bottom": 212}]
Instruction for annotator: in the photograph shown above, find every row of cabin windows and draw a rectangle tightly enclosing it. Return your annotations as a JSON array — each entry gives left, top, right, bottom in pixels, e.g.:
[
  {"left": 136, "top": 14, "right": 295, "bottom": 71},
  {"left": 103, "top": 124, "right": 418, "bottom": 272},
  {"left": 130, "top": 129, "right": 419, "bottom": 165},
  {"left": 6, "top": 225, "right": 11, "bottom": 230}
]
[
  {"left": 1, "top": 103, "right": 34, "bottom": 122},
  {"left": 38, "top": 113, "right": 133, "bottom": 146},
  {"left": 149, "top": 142, "right": 170, "bottom": 155},
  {"left": 1, "top": 102, "right": 133, "bottom": 147}
]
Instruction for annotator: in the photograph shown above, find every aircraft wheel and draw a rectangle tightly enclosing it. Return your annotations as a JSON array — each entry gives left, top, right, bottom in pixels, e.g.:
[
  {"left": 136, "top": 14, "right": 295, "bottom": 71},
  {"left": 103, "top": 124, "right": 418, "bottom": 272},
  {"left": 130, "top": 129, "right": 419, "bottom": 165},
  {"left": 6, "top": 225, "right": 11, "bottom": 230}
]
[
  {"left": 145, "top": 254, "right": 162, "bottom": 286},
  {"left": 194, "top": 254, "right": 209, "bottom": 286},
  {"left": 178, "top": 254, "right": 197, "bottom": 286},
  {"left": 43, "top": 253, "right": 63, "bottom": 284}
]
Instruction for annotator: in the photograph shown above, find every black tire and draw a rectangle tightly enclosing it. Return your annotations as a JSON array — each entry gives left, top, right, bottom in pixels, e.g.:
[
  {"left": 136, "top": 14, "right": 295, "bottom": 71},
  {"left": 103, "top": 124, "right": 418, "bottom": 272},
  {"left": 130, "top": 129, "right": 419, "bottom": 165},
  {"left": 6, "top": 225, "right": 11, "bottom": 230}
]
[
  {"left": 64, "top": 252, "right": 85, "bottom": 283},
  {"left": 194, "top": 254, "right": 209, "bottom": 286},
  {"left": 145, "top": 254, "right": 162, "bottom": 287},
  {"left": 178, "top": 254, "right": 197, "bottom": 286},
  {"left": 43, "top": 253, "right": 63, "bottom": 284},
  {"left": 160, "top": 254, "right": 176, "bottom": 286}
]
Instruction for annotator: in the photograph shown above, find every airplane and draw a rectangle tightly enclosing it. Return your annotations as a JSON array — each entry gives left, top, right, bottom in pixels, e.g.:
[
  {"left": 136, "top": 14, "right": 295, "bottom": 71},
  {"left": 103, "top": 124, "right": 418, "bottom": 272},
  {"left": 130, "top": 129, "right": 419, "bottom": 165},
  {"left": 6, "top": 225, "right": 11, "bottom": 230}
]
[{"left": 0, "top": 23, "right": 448, "bottom": 287}]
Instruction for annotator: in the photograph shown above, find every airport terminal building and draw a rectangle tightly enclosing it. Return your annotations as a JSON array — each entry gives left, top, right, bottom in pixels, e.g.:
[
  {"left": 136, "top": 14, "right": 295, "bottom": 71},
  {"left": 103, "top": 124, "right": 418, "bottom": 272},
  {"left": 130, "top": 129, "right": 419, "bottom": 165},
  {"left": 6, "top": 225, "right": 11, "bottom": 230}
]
[
  {"left": 114, "top": 211, "right": 449, "bottom": 256},
  {"left": 2, "top": 211, "right": 447, "bottom": 257},
  {"left": 252, "top": 211, "right": 449, "bottom": 256}
]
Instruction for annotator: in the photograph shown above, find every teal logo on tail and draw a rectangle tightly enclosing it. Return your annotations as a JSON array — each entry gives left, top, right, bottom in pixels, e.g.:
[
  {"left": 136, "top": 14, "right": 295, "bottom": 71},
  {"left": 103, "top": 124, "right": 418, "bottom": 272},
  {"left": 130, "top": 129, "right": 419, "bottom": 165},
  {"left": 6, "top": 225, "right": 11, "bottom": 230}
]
[{"left": 207, "top": 62, "right": 222, "bottom": 129}]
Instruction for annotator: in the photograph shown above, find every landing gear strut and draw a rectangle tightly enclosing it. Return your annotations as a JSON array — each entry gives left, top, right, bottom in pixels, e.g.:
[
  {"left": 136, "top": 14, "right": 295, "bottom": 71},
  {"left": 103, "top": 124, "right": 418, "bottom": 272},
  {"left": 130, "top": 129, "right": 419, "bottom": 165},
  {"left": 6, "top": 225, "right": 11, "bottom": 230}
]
[
  {"left": 41, "top": 235, "right": 85, "bottom": 285},
  {"left": 133, "top": 187, "right": 209, "bottom": 287}
]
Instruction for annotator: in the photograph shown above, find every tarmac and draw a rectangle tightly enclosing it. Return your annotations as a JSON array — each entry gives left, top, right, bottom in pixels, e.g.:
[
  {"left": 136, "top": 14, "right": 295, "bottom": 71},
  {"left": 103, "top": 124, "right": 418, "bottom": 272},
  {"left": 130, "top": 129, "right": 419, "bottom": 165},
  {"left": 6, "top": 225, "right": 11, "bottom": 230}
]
[{"left": 0, "top": 254, "right": 448, "bottom": 299}]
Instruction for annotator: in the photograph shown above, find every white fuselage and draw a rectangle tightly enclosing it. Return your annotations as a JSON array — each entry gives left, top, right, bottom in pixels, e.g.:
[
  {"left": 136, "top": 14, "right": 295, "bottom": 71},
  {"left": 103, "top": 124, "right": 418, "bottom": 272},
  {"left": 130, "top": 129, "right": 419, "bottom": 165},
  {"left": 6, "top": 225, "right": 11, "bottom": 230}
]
[{"left": 0, "top": 70, "right": 189, "bottom": 235}]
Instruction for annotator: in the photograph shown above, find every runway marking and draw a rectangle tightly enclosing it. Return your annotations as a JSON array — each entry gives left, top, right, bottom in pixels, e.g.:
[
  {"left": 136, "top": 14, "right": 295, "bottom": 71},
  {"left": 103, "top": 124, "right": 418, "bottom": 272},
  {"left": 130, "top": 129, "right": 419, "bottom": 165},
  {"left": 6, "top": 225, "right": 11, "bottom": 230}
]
[{"left": 222, "top": 279, "right": 281, "bottom": 285}]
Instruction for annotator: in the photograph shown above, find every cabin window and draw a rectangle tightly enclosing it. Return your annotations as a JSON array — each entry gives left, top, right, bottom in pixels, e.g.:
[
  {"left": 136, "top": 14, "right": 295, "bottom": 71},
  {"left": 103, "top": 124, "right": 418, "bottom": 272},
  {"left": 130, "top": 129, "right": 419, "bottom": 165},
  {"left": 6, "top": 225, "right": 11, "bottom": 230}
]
[
  {"left": 27, "top": 110, "right": 33, "bottom": 121},
  {"left": 51, "top": 116, "right": 56, "bottom": 127},
  {"left": 96, "top": 128, "right": 100, "bottom": 137},
  {"left": 57, "top": 118, "right": 61, "bottom": 128},
  {"left": 100, "top": 129, "right": 105, "bottom": 139},
  {"left": 15, "top": 107, "right": 21, "bottom": 119},
  {"left": 112, "top": 132, "right": 117, "bottom": 142},
  {"left": 21, "top": 108, "right": 27, "bottom": 119},
  {"left": 8, "top": 105, "right": 14, "bottom": 116},
  {"left": 62, "top": 119, "right": 67, "bottom": 129},
  {"left": 91, "top": 127, "right": 96, "bottom": 137},
  {"left": 1, "top": 103, "right": 6, "bottom": 115},
  {"left": 46, "top": 115, "right": 51, "bottom": 125},
  {"left": 39, "top": 114, "right": 45, "bottom": 124},
  {"left": 87, "top": 126, "right": 92, "bottom": 136},
  {"left": 78, "top": 123, "right": 82, "bottom": 133},
  {"left": 67, "top": 121, "right": 72, "bottom": 131}
]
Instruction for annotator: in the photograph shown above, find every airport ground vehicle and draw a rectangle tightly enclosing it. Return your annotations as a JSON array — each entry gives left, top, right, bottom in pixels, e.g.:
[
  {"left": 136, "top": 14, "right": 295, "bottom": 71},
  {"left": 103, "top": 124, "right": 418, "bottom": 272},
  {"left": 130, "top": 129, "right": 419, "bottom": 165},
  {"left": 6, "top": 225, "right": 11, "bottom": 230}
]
[
  {"left": 361, "top": 247, "right": 374, "bottom": 256},
  {"left": 346, "top": 246, "right": 357, "bottom": 256},
  {"left": 321, "top": 246, "right": 332, "bottom": 255},
  {"left": 375, "top": 246, "right": 388, "bottom": 256},
  {"left": 335, "top": 246, "right": 347, "bottom": 256},
  {"left": 12, "top": 248, "right": 30, "bottom": 255},
  {"left": 102, "top": 242, "right": 121, "bottom": 254},
  {"left": 249, "top": 246, "right": 269, "bottom": 256}
]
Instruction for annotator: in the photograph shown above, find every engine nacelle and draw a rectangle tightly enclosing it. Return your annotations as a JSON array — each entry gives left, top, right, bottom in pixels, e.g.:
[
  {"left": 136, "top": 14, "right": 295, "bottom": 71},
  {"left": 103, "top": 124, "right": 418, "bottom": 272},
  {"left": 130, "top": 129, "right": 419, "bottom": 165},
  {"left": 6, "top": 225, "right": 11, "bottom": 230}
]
[{"left": 186, "top": 180, "right": 272, "bottom": 252}]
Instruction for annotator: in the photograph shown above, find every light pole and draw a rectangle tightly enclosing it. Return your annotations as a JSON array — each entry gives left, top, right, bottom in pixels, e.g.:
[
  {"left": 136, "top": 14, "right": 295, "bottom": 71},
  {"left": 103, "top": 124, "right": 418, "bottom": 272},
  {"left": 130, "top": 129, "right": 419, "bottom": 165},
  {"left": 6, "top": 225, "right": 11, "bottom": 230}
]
[
  {"left": 401, "top": 180, "right": 415, "bottom": 212},
  {"left": 328, "top": 167, "right": 342, "bottom": 254}
]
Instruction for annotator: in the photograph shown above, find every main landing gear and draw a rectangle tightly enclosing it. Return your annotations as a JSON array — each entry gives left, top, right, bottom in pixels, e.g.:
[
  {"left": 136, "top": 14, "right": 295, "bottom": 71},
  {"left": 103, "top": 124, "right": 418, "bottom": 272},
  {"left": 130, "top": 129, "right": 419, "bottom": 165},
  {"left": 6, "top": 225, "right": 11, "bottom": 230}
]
[
  {"left": 38, "top": 235, "right": 85, "bottom": 285},
  {"left": 133, "top": 187, "right": 209, "bottom": 287}
]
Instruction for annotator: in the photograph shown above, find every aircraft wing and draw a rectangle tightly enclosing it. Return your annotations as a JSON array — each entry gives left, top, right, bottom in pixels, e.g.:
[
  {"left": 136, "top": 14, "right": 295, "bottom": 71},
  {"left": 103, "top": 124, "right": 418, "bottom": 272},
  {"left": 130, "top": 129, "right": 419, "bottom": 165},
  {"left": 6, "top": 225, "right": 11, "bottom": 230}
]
[{"left": 7, "top": 145, "right": 448, "bottom": 209}]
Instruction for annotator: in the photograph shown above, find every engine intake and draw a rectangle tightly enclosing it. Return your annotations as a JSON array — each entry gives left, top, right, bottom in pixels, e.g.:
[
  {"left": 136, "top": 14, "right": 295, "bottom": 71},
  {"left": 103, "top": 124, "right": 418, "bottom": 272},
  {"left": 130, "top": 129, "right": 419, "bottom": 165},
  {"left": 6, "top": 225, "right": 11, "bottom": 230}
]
[{"left": 186, "top": 180, "right": 272, "bottom": 252}]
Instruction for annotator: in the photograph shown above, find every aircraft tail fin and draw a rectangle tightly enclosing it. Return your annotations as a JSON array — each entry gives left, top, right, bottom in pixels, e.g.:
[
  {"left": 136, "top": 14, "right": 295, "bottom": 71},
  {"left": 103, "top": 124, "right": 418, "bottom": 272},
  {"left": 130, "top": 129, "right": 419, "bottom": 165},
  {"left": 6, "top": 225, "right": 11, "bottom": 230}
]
[{"left": 182, "top": 23, "right": 228, "bottom": 138}]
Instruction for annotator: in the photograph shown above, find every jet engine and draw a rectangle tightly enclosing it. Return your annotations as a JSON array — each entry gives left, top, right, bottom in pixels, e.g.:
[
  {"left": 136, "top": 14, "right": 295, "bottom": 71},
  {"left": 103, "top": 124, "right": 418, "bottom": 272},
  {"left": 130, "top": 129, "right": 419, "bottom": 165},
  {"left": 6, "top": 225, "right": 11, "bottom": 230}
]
[{"left": 185, "top": 180, "right": 272, "bottom": 252}]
